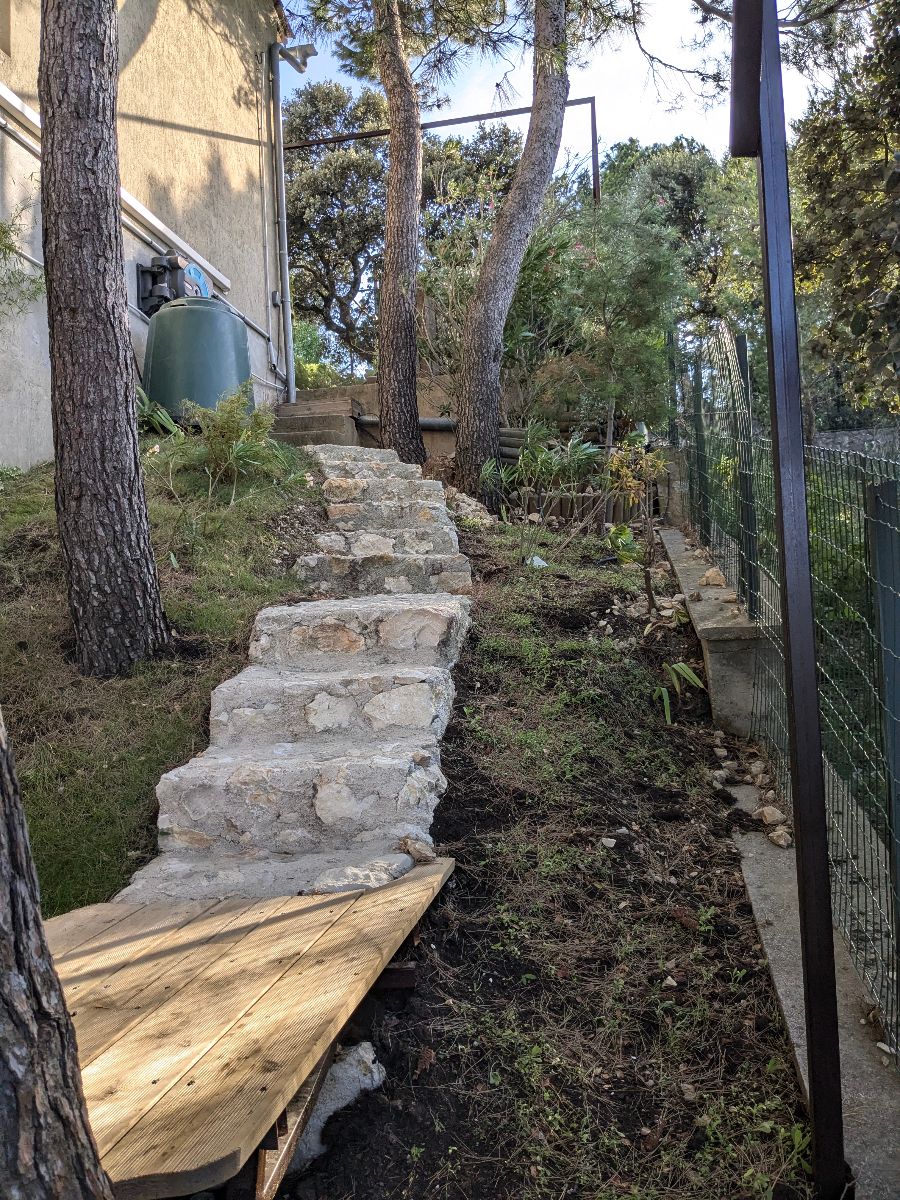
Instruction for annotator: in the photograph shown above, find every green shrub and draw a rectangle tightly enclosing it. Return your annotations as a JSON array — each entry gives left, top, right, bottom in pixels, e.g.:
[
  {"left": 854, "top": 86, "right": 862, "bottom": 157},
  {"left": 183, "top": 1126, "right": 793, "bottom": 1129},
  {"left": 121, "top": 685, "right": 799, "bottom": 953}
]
[{"left": 180, "top": 383, "right": 291, "bottom": 497}]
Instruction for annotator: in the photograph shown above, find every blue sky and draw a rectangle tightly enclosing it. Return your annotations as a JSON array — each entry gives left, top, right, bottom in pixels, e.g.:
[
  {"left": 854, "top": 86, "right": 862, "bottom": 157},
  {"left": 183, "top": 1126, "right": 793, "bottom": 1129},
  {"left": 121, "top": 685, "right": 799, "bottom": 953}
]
[{"left": 281, "top": 1, "right": 813, "bottom": 166}]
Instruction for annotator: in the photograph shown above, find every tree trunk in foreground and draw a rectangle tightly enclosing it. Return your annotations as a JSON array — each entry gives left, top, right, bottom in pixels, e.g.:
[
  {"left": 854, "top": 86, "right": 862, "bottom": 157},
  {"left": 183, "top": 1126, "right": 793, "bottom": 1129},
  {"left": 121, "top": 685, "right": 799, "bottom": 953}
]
[
  {"left": 39, "top": 0, "right": 172, "bottom": 676},
  {"left": 455, "top": 0, "right": 569, "bottom": 495},
  {"left": 374, "top": 0, "right": 427, "bottom": 464},
  {"left": 0, "top": 711, "right": 114, "bottom": 1200}
]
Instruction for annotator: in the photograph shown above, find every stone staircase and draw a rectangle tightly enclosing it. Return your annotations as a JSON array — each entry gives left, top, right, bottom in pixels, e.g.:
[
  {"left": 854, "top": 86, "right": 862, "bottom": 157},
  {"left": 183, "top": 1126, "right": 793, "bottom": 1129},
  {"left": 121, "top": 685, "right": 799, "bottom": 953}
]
[{"left": 118, "top": 446, "right": 471, "bottom": 903}]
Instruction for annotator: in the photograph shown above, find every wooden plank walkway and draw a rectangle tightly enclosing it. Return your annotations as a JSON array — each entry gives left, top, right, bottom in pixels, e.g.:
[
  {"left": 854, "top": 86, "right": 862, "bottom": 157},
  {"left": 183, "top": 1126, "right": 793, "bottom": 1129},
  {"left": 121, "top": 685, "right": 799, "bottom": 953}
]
[{"left": 46, "top": 859, "right": 453, "bottom": 1200}]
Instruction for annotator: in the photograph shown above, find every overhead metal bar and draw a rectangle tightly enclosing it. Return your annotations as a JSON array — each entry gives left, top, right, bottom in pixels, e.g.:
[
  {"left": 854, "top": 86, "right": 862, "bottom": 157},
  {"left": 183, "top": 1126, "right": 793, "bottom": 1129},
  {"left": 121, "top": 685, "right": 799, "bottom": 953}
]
[
  {"left": 730, "top": 2, "right": 850, "bottom": 1195},
  {"left": 284, "top": 96, "right": 602, "bottom": 204}
]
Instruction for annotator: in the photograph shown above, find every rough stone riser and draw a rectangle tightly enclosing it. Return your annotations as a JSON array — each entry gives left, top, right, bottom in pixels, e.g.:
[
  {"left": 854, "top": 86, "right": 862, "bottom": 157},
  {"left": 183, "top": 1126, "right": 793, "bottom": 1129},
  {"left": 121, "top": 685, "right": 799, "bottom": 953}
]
[
  {"left": 248, "top": 595, "right": 471, "bottom": 671},
  {"left": 294, "top": 552, "right": 472, "bottom": 599},
  {"left": 326, "top": 500, "right": 454, "bottom": 532},
  {"left": 323, "top": 477, "right": 444, "bottom": 504},
  {"left": 315, "top": 526, "right": 460, "bottom": 557},
  {"left": 156, "top": 743, "right": 445, "bottom": 855},
  {"left": 209, "top": 665, "right": 454, "bottom": 747}
]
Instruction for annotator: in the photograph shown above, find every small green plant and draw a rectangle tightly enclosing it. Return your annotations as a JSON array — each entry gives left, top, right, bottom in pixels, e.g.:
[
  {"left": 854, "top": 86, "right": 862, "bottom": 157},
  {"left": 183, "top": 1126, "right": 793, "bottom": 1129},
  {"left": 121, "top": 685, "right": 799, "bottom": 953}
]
[
  {"left": 654, "top": 660, "right": 706, "bottom": 725},
  {"left": 0, "top": 203, "right": 44, "bottom": 322},
  {"left": 480, "top": 422, "right": 624, "bottom": 565},
  {"left": 182, "top": 383, "right": 291, "bottom": 501},
  {"left": 136, "top": 386, "right": 181, "bottom": 437}
]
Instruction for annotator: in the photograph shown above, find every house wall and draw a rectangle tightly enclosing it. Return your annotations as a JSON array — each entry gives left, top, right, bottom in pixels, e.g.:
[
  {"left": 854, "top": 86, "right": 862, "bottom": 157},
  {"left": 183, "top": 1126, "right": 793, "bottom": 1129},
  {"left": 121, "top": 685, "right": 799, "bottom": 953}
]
[{"left": 0, "top": 0, "right": 284, "bottom": 470}]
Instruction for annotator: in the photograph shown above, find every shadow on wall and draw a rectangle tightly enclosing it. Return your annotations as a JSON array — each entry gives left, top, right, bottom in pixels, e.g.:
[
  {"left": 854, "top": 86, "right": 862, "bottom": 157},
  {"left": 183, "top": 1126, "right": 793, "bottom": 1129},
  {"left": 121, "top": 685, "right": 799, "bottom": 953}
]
[
  {"left": 186, "top": 0, "right": 274, "bottom": 108},
  {"left": 118, "top": 0, "right": 162, "bottom": 72},
  {"left": 120, "top": 0, "right": 270, "bottom": 108}
]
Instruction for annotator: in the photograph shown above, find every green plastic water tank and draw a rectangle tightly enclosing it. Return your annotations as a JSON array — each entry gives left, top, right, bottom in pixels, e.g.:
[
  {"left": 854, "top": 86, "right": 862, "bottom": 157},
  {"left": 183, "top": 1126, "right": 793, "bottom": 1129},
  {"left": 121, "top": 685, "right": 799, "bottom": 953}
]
[{"left": 143, "top": 297, "right": 251, "bottom": 419}]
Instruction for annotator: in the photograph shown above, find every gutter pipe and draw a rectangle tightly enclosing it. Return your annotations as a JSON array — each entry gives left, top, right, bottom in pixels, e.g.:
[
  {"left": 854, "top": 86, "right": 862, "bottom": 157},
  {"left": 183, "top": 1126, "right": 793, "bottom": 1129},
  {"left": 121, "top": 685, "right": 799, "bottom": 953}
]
[{"left": 269, "top": 43, "right": 297, "bottom": 405}]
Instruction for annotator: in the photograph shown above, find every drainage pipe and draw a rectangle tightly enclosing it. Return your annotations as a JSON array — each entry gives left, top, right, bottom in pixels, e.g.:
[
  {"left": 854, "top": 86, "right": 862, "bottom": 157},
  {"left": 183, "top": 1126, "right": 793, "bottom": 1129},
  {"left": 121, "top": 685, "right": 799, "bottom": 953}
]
[
  {"left": 269, "top": 43, "right": 296, "bottom": 405},
  {"left": 354, "top": 414, "right": 456, "bottom": 432}
]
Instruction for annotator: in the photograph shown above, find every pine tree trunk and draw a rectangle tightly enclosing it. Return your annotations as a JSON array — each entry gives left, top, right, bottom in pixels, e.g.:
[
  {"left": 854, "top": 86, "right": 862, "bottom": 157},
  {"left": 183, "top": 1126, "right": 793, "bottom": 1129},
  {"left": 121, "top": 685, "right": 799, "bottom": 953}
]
[
  {"left": 0, "top": 711, "right": 114, "bottom": 1200},
  {"left": 374, "top": 0, "right": 427, "bottom": 464},
  {"left": 456, "top": 0, "right": 569, "bottom": 495},
  {"left": 39, "top": 0, "right": 172, "bottom": 677}
]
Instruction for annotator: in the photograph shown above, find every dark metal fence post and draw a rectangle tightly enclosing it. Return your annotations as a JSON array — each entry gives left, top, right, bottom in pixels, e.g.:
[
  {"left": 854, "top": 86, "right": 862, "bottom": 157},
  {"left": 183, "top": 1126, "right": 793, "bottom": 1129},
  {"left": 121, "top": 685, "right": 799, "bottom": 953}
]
[
  {"left": 732, "top": 1, "right": 849, "bottom": 1194},
  {"left": 692, "top": 355, "right": 711, "bottom": 544},
  {"left": 866, "top": 479, "right": 900, "bottom": 1003},
  {"left": 734, "top": 334, "right": 760, "bottom": 617}
]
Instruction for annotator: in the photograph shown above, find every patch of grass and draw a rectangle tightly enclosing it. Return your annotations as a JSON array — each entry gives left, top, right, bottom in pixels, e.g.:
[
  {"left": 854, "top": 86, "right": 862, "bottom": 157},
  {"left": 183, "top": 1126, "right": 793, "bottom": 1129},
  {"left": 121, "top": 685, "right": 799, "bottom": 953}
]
[{"left": 0, "top": 437, "right": 322, "bottom": 914}]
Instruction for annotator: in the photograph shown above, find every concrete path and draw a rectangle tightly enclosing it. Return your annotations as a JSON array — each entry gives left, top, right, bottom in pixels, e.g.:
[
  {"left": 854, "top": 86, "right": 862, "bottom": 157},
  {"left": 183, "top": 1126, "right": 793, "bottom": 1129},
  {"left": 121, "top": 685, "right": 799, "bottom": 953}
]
[{"left": 119, "top": 446, "right": 471, "bottom": 902}]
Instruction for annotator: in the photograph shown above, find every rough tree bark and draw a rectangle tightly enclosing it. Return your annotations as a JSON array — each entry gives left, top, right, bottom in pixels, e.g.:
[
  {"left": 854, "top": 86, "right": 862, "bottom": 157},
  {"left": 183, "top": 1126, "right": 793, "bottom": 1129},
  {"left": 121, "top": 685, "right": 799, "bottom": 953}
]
[
  {"left": 455, "top": 0, "right": 569, "bottom": 495},
  {"left": 374, "top": 0, "right": 427, "bottom": 463},
  {"left": 39, "top": 0, "right": 172, "bottom": 676},
  {"left": 0, "top": 710, "right": 114, "bottom": 1200}
]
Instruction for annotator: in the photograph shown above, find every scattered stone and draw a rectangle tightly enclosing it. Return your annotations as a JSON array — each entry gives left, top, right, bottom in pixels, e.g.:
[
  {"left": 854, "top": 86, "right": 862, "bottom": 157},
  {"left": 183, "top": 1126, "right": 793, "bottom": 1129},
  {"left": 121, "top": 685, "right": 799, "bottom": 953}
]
[
  {"left": 397, "top": 835, "right": 437, "bottom": 864},
  {"left": 753, "top": 805, "right": 788, "bottom": 826},
  {"left": 292, "top": 1042, "right": 386, "bottom": 1169},
  {"left": 601, "top": 837, "right": 617, "bottom": 849},
  {"left": 444, "top": 485, "right": 496, "bottom": 527},
  {"left": 748, "top": 758, "right": 767, "bottom": 776},
  {"left": 699, "top": 567, "right": 727, "bottom": 587},
  {"left": 662, "top": 975, "right": 679, "bottom": 989},
  {"left": 714, "top": 747, "right": 729, "bottom": 760},
  {"left": 721, "top": 589, "right": 739, "bottom": 603},
  {"left": 767, "top": 826, "right": 793, "bottom": 849},
  {"left": 689, "top": 590, "right": 702, "bottom": 601}
]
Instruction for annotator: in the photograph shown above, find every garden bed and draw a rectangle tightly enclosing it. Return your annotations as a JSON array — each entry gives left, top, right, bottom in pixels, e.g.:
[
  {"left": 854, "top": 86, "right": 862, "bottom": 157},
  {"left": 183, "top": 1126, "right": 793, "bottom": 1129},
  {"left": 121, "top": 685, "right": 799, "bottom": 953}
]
[{"left": 286, "top": 523, "right": 813, "bottom": 1200}]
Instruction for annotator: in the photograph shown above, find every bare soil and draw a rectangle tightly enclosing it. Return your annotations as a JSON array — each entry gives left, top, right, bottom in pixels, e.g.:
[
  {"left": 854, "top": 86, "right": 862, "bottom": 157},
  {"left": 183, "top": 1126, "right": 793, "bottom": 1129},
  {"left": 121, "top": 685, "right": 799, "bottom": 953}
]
[{"left": 283, "top": 525, "right": 811, "bottom": 1200}]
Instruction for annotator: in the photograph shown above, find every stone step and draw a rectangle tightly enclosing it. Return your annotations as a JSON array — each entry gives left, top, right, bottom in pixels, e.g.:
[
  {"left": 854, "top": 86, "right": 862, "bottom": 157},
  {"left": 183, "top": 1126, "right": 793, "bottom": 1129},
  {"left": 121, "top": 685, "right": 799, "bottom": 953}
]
[
  {"left": 314, "top": 524, "right": 459, "bottom": 557},
  {"left": 156, "top": 738, "right": 446, "bottom": 857},
  {"left": 117, "top": 844, "right": 418, "bottom": 903},
  {"left": 322, "top": 475, "right": 444, "bottom": 504},
  {"left": 275, "top": 413, "right": 352, "bottom": 433},
  {"left": 250, "top": 594, "right": 471, "bottom": 671},
  {"left": 293, "top": 551, "right": 472, "bottom": 598},
  {"left": 325, "top": 499, "right": 452, "bottom": 533},
  {"left": 322, "top": 459, "right": 423, "bottom": 482},
  {"left": 209, "top": 664, "right": 454, "bottom": 747},
  {"left": 312, "top": 445, "right": 400, "bottom": 464}
]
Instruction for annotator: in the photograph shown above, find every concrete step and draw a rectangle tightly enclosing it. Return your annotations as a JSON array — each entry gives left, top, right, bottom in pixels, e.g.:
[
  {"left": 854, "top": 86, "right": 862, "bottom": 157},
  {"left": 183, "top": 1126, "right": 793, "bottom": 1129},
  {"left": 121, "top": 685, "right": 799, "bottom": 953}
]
[
  {"left": 326, "top": 499, "right": 453, "bottom": 533},
  {"left": 156, "top": 737, "right": 446, "bottom": 857},
  {"left": 277, "top": 427, "right": 359, "bottom": 448},
  {"left": 293, "top": 551, "right": 472, "bottom": 598},
  {"left": 274, "top": 413, "right": 352, "bottom": 433},
  {"left": 249, "top": 594, "right": 471, "bottom": 672},
  {"left": 314, "top": 524, "right": 459, "bottom": 557},
  {"left": 209, "top": 664, "right": 454, "bottom": 747},
  {"left": 322, "top": 475, "right": 444, "bottom": 504}
]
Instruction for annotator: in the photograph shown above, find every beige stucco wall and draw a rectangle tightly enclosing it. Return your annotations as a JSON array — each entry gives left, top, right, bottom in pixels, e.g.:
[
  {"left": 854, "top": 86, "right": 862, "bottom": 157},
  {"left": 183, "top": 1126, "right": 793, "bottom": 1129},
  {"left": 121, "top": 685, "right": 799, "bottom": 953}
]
[{"left": 0, "top": 0, "right": 283, "bottom": 470}]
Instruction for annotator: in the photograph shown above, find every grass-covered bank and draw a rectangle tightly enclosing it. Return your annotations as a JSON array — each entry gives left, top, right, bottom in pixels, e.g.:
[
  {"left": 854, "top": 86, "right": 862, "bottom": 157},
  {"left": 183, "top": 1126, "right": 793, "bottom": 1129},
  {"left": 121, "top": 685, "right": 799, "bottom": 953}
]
[
  {"left": 289, "top": 523, "right": 812, "bottom": 1200},
  {"left": 0, "top": 443, "right": 321, "bottom": 914}
]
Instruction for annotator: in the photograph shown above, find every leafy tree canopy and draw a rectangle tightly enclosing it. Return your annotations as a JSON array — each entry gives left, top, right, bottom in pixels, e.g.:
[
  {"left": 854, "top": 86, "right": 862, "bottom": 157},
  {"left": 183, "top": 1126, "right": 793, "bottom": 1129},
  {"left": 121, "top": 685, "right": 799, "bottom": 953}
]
[
  {"left": 792, "top": 0, "right": 900, "bottom": 417},
  {"left": 284, "top": 80, "right": 522, "bottom": 367}
]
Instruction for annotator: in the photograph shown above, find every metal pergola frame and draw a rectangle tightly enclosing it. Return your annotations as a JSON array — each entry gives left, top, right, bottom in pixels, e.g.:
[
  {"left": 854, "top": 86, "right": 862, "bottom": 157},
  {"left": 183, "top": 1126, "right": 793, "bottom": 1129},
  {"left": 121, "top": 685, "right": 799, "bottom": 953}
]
[
  {"left": 283, "top": 95, "right": 601, "bottom": 204},
  {"left": 730, "top": 3, "right": 851, "bottom": 1197}
]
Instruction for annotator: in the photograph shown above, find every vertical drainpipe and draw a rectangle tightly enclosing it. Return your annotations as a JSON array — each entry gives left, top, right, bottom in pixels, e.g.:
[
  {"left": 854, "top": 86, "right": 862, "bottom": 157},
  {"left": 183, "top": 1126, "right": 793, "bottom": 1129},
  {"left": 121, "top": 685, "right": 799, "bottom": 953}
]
[{"left": 269, "top": 42, "right": 297, "bottom": 405}]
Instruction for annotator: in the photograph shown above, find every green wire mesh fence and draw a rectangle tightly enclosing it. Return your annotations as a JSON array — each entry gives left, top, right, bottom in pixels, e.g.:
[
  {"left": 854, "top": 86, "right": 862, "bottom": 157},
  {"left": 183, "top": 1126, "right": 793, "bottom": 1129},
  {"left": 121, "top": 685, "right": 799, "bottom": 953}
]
[{"left": 674, "top": 323, "right": 899, "bottom": 1057}]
